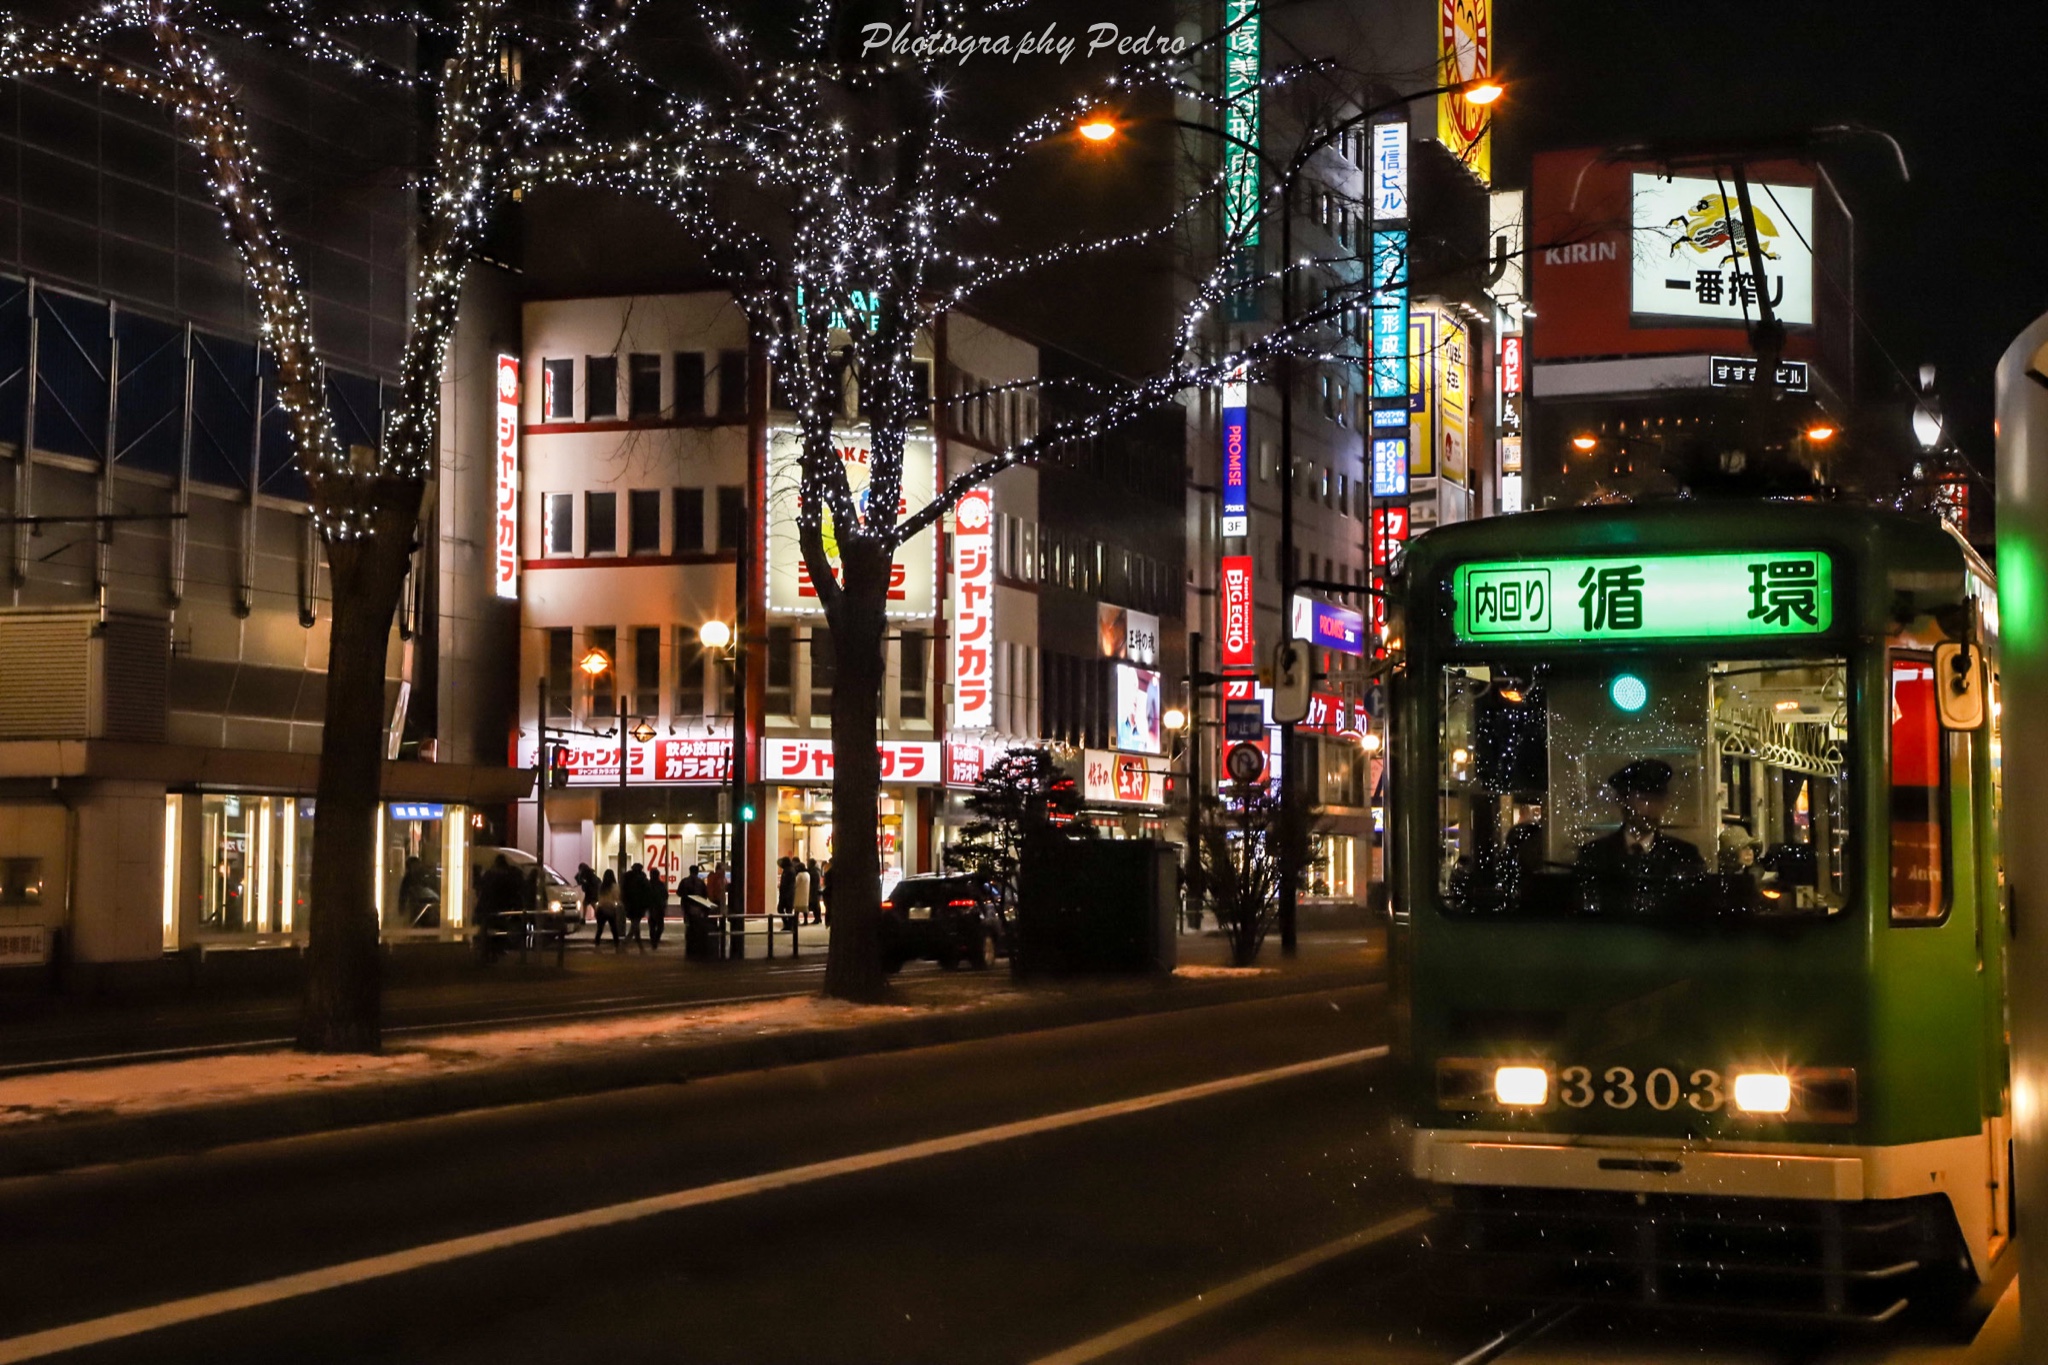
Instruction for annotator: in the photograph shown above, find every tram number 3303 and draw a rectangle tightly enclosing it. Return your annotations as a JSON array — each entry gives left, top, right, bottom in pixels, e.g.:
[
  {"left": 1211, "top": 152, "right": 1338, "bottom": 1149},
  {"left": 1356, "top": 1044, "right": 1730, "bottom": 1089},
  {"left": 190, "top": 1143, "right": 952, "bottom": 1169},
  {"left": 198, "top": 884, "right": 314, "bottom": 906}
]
[{"left": 1558, "top": 1066, "right": 1724, "bottom": 1112}]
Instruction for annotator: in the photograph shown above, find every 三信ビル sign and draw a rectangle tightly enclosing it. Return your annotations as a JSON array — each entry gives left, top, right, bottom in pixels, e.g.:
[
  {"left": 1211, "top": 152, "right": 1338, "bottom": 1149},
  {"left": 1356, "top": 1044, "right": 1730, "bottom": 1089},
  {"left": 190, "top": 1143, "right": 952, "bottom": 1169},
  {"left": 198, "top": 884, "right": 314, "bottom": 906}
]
[{"left": 1451, "top": 551, "right": 1834, "bottom": 644}]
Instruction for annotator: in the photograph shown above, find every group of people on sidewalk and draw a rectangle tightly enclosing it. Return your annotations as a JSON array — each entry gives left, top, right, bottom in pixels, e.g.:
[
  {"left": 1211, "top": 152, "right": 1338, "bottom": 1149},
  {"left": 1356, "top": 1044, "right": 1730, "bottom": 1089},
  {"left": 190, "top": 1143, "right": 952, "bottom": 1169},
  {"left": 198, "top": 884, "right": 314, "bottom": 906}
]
[
  {"left": 776, "top": 856, "right": 830, "bottom": 926},
  {"left": 575, "top": 862, "right": 668, "bottom": 951}
]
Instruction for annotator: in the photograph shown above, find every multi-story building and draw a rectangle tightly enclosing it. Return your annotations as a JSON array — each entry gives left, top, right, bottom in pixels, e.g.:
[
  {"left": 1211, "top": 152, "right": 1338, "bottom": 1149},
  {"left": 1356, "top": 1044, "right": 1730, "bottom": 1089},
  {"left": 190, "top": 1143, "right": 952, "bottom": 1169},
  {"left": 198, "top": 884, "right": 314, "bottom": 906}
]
[
  {"left": 504, "top": 293, "right": 1191, "bottom": 907},
  {"left": 0, "top": 53, "right": 525, "bottom": 971}
]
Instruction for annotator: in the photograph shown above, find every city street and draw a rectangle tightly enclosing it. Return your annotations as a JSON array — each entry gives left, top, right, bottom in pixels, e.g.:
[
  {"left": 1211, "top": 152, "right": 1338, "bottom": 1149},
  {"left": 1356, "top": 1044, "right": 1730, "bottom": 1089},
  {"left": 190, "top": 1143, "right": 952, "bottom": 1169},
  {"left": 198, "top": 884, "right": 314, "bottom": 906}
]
[{"left": 0, "top": 983, "right": 2012, "bottom": 1364}]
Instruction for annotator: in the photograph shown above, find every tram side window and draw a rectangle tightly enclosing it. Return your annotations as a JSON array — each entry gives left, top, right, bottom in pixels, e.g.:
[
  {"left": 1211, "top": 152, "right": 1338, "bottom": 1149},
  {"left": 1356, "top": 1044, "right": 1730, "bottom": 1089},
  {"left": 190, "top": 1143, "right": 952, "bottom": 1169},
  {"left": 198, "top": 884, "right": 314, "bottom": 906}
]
[{"left": 1889, "top": 653, "right": 1949, "bottom": 924}]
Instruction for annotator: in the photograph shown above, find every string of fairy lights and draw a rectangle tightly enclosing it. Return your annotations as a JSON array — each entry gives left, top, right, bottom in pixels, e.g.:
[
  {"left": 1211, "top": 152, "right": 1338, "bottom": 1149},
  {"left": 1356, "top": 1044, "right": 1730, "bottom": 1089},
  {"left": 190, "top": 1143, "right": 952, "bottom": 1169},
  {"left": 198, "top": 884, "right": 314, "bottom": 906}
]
[
  {"left": 0, "top": 0, "right": 1393, "bottom": 564},
  {"left": 0, "top": 0, "right": 654, "bottom": 544}
]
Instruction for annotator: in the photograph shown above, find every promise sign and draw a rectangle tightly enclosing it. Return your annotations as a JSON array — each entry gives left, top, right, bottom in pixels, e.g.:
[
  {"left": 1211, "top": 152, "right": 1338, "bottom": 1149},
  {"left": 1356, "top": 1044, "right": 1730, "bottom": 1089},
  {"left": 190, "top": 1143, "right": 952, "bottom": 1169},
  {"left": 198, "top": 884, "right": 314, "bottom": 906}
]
[{"left": 1451, "top": 551, "right": 1834, "bottom": 644}]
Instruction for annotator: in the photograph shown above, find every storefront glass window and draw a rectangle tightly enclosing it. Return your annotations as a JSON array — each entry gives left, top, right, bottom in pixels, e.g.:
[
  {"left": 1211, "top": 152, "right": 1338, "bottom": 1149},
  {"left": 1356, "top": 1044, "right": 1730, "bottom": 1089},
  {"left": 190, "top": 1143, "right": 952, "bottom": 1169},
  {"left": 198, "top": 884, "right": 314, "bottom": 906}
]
[{"left": 381, "top": 804, "right": 458, "bottom": 932}]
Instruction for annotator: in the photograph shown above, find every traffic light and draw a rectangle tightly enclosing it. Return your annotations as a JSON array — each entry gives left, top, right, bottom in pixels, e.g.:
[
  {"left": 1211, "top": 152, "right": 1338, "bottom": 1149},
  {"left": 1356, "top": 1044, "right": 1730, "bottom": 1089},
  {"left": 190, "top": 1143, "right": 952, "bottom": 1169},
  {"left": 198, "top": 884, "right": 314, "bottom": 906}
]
[
  {"left": 738, "top": 801, "right": 757, "bottom": 823},
  {"left": 548, "top": 744, "right": 571, "bottom": 789},
  {"left": 1272, "top": 640, "right": 1312, "bottom": 724}
]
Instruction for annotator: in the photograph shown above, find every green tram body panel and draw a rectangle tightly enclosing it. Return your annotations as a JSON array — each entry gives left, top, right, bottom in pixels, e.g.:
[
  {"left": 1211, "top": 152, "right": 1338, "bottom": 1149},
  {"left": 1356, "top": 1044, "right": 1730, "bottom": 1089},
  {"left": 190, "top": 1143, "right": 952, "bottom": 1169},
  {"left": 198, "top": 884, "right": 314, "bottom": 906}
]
[{"left": 1391, "top": 502, "right": 2006, "bottom": 1155}]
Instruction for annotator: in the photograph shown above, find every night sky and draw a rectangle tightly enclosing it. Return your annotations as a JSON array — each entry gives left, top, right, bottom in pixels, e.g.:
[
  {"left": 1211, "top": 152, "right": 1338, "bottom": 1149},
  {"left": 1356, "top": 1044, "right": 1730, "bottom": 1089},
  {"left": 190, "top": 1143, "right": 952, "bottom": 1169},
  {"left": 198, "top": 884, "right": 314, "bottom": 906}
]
[{"left": 1497, "top": 0, "right": 2045, "bottom": 475}]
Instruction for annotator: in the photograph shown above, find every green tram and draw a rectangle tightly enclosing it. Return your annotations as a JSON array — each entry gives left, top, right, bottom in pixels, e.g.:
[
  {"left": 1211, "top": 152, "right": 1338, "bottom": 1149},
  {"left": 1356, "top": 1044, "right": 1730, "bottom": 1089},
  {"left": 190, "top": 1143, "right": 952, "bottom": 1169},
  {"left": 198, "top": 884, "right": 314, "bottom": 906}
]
[{"left": 1389, "top": 501, "right": 2007, "bottom": 1318}]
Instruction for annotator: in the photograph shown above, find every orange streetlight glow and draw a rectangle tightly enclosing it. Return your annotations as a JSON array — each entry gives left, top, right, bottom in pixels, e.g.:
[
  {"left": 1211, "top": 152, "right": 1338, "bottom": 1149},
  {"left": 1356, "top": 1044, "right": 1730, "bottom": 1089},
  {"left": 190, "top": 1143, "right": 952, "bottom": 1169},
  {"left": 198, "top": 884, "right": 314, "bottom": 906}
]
[
  {"left": 1806, "top": 424, "right": 1838, "bottom": 442},
  {"left": 578, "top": 648, "right": 611, "bottom": 677},
  {"left": 1571, "top": 434, "right": 1598, "bottom": 452},
  {"left": 1077, "top": 117, "right": 1118, "bottom": 143},
  {"left": 1464, "top": 81, "right": 1505, "bottom": 105}
]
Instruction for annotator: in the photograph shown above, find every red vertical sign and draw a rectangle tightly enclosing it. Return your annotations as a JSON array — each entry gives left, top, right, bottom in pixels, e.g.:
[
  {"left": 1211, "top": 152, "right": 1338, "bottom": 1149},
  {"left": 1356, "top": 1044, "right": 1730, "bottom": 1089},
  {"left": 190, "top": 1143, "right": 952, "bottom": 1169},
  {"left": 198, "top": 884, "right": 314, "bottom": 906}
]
[{"left": 1220, "top": 555, "right": 1255, "bottom": 668}]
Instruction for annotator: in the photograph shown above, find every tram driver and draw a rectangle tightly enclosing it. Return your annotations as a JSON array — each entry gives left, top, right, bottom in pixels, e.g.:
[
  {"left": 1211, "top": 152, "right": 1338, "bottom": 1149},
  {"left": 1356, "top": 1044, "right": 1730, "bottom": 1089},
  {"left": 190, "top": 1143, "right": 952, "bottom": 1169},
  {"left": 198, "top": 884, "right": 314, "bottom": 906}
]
[{"left": 1576, "top": 759, "right": 1706, "bottom": 881}]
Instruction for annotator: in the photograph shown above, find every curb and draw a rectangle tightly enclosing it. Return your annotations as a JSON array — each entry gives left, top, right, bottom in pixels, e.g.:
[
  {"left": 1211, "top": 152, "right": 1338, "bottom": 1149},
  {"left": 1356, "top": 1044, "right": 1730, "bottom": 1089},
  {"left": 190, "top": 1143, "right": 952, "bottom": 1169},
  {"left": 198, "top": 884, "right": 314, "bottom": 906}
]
[{"left": 0, "top": 967, "right": 1376, "bottom": 1180}]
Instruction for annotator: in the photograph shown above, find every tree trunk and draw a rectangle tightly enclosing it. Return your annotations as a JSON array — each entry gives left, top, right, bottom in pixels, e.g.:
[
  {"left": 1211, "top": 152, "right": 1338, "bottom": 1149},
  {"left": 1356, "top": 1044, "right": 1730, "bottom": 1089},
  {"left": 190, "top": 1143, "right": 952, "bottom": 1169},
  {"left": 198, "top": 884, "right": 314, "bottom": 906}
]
[
  {"left": 821, "top": 540, "right": 891, "bottom": 1002},
  {"left": 297, "top": 487, "right": 423, "bottom": 1052}
]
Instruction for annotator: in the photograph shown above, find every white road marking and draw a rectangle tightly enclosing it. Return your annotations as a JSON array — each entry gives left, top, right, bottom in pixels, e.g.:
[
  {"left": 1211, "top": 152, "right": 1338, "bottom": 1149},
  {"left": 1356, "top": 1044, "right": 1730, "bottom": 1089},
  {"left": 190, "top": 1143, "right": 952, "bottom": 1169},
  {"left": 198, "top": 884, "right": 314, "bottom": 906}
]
[
  {"left": 1025, "top": 1204, "right": 1431, "bottom": 1365},
  {"left": 0, "top": 1044, "right": 1389, "bottom": 1362}
]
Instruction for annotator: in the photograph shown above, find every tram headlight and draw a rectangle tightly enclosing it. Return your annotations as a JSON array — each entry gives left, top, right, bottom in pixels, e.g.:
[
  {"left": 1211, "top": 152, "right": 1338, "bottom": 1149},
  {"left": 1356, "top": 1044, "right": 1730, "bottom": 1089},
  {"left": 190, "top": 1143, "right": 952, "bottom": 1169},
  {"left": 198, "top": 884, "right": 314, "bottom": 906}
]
[
  {"left": 1493, "top": 1066, "right": 1549, "bottom": 1108},
  {"left": 1732, "top": 1072, "right": 1793, "bottom": 1114}
]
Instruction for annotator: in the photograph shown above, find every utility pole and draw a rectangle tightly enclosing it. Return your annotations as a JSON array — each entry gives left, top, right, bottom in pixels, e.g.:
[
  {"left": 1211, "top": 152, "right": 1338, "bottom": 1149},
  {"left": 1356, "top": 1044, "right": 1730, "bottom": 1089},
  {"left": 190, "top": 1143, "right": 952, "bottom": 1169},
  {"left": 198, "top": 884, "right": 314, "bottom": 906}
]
[
  {"left": 535, "top": 677, "right": 548, "bottom": 863},
  {"left": 729, "top": 512, "right": 751, "bottom": 923},
  {"left": 1276, "top": 172, "right": 1299, "bottom": 958},
  {"left": 616, "top": 690, "right": 629, "bottom": 879},
  {"left": 1185, "top": 631, "right": 1204, "bottom": 922}
]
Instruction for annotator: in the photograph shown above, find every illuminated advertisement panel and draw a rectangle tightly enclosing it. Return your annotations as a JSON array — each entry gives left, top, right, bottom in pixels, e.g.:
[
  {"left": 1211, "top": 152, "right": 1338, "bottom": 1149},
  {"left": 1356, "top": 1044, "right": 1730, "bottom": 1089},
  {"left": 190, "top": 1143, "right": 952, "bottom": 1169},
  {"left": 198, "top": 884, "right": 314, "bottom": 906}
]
[
  {"left": 1436, "top": 0, "right": 1492, "bottom": 184},
  {"left": 494, "top": 356, "right": 519, "bottom": 600},
  {"left": 950, "top": 488, "right": 994, "bottom": 729},
  {"left": 1370, "top": 436, "right": 1409, "bottom": 498},
  {"left": 1372, "top": 121, "right": 1408, "bottom": 221},
  {"left": 1630, "top": 174, "right": 1814, "bottom": 327},
  {"left": 1223, "top": 0, "right": 1262, "bottom": 247},
  {"left": 1221, "top": 368, "right": 1249, "bottom": 537},
  {"left": 1114, "top": 663, "right": 1162, "bottom": 756},
  {"left": 766, "top": 427, "right": 936, "bottom": 619},
  {"left": 1370, "top": 231, "right": 1409, "bottom": 399},
  {"left": 1221, "top": 554, "right": 1256, "bottom": 668}
]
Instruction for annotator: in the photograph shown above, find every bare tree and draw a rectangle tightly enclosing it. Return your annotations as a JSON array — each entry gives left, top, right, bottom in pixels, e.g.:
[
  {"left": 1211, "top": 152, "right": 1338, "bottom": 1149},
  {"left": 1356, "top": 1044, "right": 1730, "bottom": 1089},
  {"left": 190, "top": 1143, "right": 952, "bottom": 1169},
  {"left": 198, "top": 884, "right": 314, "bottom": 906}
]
[{"left": 0, "top": 0, "right": 644, "bottom": 1049}]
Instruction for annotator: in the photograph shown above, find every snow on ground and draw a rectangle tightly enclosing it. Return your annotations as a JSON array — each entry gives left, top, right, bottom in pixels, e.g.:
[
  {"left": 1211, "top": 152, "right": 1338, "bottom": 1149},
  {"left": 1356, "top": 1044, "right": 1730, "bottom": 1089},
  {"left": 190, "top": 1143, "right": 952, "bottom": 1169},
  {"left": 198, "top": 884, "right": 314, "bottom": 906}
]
[{"left": 0, "top": 984, "right": 1020, "bottom": 1129}]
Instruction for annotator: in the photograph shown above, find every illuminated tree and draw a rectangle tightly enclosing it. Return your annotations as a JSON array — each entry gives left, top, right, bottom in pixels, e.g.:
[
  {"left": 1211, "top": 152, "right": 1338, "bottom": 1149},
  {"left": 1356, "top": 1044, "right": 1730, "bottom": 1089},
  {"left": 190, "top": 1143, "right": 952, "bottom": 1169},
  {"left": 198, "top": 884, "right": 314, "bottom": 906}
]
[
  {"left": 605, "top": 4, "right": 1378, "bottom": 999},
  {"left": 0, "top": 0, "right": 654, "bottom": 1049}
]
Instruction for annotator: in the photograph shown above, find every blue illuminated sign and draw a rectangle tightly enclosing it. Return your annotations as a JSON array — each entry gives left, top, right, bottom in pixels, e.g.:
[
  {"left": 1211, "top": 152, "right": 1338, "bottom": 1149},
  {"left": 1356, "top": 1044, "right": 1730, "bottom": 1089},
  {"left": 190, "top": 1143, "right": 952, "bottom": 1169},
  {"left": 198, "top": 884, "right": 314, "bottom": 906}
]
[
  {"left": 1370, "top": 407, "right": 1408, "bottom": 429},
  {"left": 1370, "top": 230, "right": 1409, "bottom": 399},
  {"left": 1221, "top": 372, "right": 1249, "bottom": 537},
  {"left": 389, "top": 803, "right": 446, "bottom": 821},
  {"left": 1293, "top": 597, "right": 1366, "bottom": 658},
  {"left": 1371, "top": 436, "right": 1409, "bottom": 498}
]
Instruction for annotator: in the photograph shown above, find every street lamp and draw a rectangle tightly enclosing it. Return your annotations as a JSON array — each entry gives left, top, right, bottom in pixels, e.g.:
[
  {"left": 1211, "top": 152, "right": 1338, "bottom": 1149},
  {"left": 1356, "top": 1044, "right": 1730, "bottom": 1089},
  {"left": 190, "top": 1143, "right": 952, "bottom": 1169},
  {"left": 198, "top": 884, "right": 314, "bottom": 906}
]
[
  {"left": 1571, "top": 433, "right": 1599, "bottom": 452},
  {"left": 1076, "top": 116, "right": 1118, "bottom": 143},
  {"left": 579, "top": 649, "right": 644, "bottom": 882},
  {"left": 700, "top": 618, "right": 742, "bottom": 909},
  {"left": 1805, "top": 424, "right": 1838, "bottom": 443},
  {"left": 1163, "top": 706, "right": 1188, "bottom": 733}
]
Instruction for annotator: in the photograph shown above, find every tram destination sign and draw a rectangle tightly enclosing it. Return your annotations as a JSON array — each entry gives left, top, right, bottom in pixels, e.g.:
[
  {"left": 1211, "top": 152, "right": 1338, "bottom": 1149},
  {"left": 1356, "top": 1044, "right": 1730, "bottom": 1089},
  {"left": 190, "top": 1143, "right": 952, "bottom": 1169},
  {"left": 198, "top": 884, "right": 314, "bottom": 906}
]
[{"left": 1452, "top": 550, "right": 1834, "bottom": 644}]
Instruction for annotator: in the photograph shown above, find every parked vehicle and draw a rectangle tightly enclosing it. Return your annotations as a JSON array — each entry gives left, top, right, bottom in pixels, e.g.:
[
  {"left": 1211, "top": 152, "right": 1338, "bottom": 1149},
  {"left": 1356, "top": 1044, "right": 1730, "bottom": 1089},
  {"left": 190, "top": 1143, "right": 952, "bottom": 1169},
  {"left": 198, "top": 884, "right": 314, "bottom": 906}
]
[
  {"left": 879, "top": 875, "right": 1006, "bottom": 971},
  {"left": 467, "top": 846, "right": 582, "bottom": 925}
]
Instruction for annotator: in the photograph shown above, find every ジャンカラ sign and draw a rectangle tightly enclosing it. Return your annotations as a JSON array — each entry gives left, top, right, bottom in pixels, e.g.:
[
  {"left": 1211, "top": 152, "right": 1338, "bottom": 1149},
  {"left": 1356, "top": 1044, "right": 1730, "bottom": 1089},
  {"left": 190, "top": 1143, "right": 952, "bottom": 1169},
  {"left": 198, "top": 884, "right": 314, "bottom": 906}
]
[
  {"left": 1451, "top": 551, "right": 1834, "bottom": 644},
  {"left": 494, "top": 356, "right": 519, "bottom": 600}
]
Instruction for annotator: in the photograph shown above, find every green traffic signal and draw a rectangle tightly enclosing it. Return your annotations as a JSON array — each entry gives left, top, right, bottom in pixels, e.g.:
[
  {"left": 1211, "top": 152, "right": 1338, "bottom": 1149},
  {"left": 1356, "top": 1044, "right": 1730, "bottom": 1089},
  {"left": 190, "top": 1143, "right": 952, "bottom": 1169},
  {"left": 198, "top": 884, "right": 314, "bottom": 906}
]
[{"left": 739, "top": 803, "right": 757, "bottom": 822}]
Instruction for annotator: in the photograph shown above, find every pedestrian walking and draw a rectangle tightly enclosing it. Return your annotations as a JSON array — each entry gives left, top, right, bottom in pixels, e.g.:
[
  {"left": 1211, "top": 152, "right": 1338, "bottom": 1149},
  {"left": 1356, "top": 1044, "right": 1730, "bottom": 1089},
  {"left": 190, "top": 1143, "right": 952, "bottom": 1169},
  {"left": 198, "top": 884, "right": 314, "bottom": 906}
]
[
  {"left": 819, "top": 858, "right": 832, "bottom": 926},
  {"left": 594, "top": 869, "right": 623, "bottom": 951},
  {"left": 623, "top": 861, "right": 650, "bottom": 952},
  {"left": 647, "top": 869, "right": 670, "bottom": 949},
  {"left": 804, "top": 857, "right": 823, "bottom": 925},
  {"left": 705, "top": 861, "right": 727, "bottom": 909},
  {"left": 776, "top": 857, "right": 796, "bottom": 922},
  {"left": 791, "top": 860, "right": 811, "bottom": 933}
]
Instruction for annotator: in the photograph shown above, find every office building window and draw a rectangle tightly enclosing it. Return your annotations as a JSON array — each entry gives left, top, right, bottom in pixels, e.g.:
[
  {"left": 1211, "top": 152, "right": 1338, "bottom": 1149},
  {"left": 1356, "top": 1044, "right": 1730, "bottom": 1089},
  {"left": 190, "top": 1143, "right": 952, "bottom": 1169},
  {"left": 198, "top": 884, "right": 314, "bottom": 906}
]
[
  {"left": 900, "top": 629, "right": 927, "bottom": 721},
  {"left": 628, "top": 353, "right": 662, "bottom": 418},
  {"left": 766, "top": 625, "right": 794, "bottom": 715},
  {"left": 716, "top": 485, "right": 745, "bottom": 553},
  {"left": 809, "top": 627, "right": 835, "bottom": 717},
  {"left": 715, "top": 349, "right": 748, "bottom": 417},
  {"left": 543, "top": 358, "right": 574, "bottom": 420},
  {"left": 633, "top": 626, "right": 662, "bottom": 717},
  {"left": 673, "top": 487, "right": 704, "bottom": 553},
  {"left": 546, "top": 628, "right": 573, "bottom": 720},
  {"left": 628, "top": 489, "right": 661, "bottom": 555},
  {"left": 544, "top": 493, "right": 573, "bottom": 555},
  {"left": 586, "top": 355, "right": 619, "bottom": 419},
  {"left": 585, "top": 492, "right": 617, "bottom": 555},
  {"left": 586, "top": 626, "right": 616, "bottom": 717},
  {"left": 674, "top": 353, "right": 707, "bottom": 416},
  {"left": 675, "top": 626, "right": 706, "bottom": 720}
]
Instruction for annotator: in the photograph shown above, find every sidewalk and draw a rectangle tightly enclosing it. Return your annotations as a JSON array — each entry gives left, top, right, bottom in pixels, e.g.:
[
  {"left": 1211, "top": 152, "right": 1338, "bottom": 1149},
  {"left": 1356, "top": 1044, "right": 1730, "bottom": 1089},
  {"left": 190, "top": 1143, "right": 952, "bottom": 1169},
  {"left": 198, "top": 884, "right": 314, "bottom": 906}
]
[{"left": 0, "top": 923, "right": 1382, "bottom": 1179}]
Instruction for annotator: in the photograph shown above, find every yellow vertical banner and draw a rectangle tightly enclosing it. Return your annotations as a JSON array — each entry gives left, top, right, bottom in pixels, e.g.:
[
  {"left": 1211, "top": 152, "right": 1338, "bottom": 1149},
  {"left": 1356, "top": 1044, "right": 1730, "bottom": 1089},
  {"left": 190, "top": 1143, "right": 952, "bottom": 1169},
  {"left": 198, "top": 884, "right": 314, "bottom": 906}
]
[
  {"left": 1408, "top": 308, "right": 1437, "bottom": 477},
  {"left": 1437, "top": 0, "right": 1492, "bottom": 185},
  {"left": 1439, "top": 312, "right": 1469, "bottom": 483}
]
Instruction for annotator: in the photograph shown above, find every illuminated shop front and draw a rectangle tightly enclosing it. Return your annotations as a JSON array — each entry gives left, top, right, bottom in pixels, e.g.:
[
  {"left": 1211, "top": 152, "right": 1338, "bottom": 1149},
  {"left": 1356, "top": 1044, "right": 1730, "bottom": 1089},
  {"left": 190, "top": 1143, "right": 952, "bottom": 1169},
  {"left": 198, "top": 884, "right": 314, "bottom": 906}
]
[
  {"left": 169, "top": 793, "right": 481, "bottom": 949},
  {"left": 760, "top": 739, "right": 937, "bottom": 901},
  {"left": 1078, "top": 749, "right": 1170, "bottom": 840}
]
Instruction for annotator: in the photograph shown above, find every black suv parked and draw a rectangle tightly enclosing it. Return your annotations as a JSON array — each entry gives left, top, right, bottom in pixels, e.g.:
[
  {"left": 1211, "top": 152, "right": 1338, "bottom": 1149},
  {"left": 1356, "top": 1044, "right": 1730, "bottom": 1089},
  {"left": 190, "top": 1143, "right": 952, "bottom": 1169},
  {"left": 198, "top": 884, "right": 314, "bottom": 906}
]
[{"left": 879, "top": 875, "right": 1007, "bottom": 971}]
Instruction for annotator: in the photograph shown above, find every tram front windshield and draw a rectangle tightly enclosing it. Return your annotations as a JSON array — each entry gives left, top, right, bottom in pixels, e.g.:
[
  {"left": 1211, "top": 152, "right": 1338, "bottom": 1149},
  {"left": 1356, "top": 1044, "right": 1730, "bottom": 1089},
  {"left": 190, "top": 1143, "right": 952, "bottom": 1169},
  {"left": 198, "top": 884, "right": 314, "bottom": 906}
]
[{"left": 1437, "top": 657, "right": 1850, "bottom": 919}]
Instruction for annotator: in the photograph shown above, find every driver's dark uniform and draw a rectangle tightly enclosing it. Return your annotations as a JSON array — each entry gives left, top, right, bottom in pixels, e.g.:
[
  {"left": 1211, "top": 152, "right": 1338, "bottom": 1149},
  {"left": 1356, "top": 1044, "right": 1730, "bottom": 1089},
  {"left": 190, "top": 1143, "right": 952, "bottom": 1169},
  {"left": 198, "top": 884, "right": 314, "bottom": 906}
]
[{"left": 1575, "top": 828, "right": 1705, "bottom": 880}]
